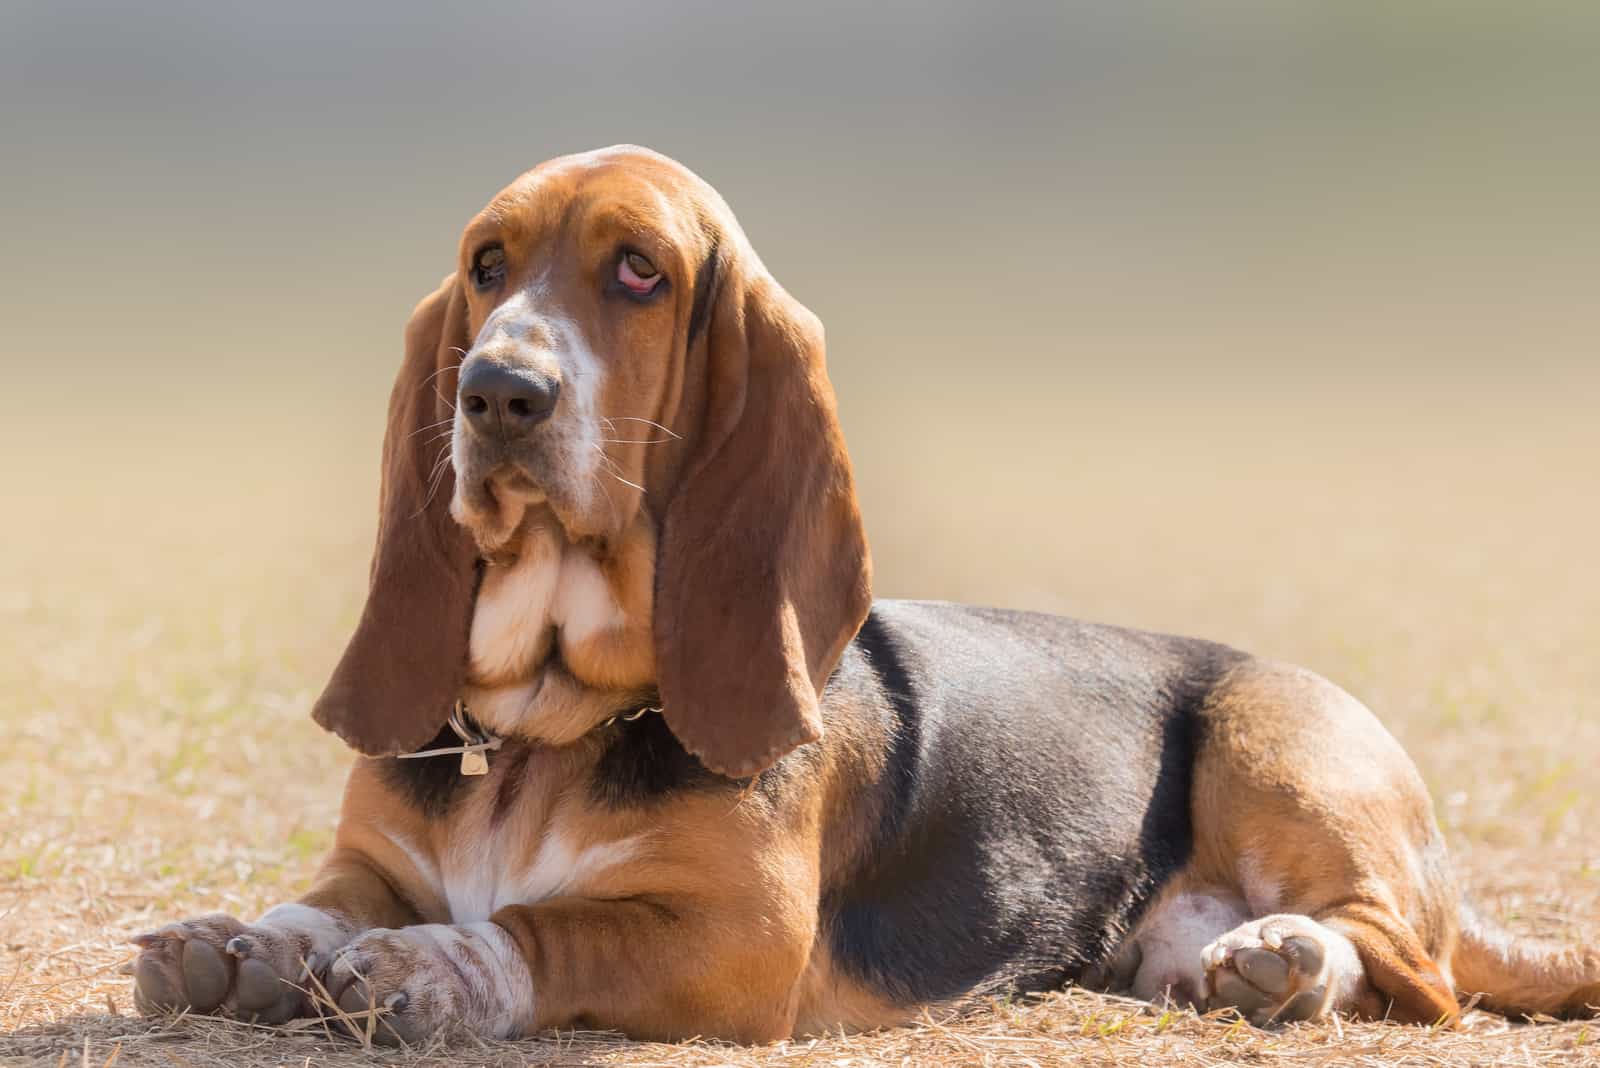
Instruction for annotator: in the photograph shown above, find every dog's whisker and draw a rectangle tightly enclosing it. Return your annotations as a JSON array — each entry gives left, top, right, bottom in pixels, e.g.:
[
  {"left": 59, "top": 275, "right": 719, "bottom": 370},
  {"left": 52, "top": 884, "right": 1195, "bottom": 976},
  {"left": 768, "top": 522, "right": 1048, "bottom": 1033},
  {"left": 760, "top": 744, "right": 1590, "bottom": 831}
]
[
  {"left": 590, "top": 444, "right": 646, "bottom": 495},
  {"left": 425, "top": 447, "right": 454, "bottom": 485},
  {"left": 406, "top": 417, "right": 457, "bottom": 441},
  {"left": 411, "top": 443, "right": 456, "bottom": 518},
  {"left": 413, "top": 475, "right": 449, "bottom": 519},
  {"left": 419, "top": 467, "right": 451, "bottom": 511},
  {"left": 587, "top": 471, "right": 620, "bottom": 528},
  {"left": 603, "top": 470, "right": 646, "bottom": 494},
  {"left": 602, "top": 416, "right": 680, "bottom": 439},
  {"left": 423, "top": 360, "right": 465, "bottom": 389}
]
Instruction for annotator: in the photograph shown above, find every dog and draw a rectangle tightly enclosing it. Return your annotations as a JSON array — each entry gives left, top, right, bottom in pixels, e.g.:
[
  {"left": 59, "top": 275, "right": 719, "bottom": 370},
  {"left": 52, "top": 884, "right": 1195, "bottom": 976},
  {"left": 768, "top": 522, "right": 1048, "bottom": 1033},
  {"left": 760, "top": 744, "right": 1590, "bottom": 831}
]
[{"left": 130, "top": 146, "right": 1600, "bottom": 1044}]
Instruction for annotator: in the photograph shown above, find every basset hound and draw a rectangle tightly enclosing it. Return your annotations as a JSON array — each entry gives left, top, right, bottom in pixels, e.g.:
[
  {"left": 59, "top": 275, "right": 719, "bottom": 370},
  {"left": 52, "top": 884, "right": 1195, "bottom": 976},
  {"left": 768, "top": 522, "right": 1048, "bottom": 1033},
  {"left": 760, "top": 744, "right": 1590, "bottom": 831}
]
[{"left": 130, "top": 146, "right": 1600, "bottom": 1044}]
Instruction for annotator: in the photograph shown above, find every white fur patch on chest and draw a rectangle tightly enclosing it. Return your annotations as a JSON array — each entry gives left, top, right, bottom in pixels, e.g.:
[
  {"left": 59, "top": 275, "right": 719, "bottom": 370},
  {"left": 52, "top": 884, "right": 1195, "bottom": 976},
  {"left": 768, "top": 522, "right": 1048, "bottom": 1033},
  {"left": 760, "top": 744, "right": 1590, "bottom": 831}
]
[
  {"left": 469, "top": 533, "right": 560, "bottom": 681},
  {"left": 469, "top": 531, "right": 622, "bottom": 681},
  {"left": 442, "top": 825, "right": 641, "bottom": 925}
]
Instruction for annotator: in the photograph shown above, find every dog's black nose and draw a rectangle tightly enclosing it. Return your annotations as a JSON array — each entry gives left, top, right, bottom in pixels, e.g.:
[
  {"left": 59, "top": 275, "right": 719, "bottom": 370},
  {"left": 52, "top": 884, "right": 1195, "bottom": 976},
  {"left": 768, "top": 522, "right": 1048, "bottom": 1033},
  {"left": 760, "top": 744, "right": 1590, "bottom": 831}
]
[{"left": 459, "top": 361, "right": 560, "bottom": 437}]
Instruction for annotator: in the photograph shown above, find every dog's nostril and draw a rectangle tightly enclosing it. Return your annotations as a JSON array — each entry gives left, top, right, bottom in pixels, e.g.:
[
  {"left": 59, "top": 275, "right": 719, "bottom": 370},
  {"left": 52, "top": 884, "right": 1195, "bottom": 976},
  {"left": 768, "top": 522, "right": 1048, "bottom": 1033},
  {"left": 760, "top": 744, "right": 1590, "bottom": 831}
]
[{"left": 457, "top": 362, "right": 558, "bottom": 432}]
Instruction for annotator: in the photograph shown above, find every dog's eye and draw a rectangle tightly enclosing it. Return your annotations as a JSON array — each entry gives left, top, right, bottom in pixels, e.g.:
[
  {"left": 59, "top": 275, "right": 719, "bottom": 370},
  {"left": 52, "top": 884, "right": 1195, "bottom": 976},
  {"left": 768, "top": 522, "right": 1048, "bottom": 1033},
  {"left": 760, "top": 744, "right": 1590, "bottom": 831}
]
[
  {"left": 617, "top": 251, "right": 661, "bottom": 295},
  {"left": 472, "top": 246, "right": 506, "bottom": 290}
]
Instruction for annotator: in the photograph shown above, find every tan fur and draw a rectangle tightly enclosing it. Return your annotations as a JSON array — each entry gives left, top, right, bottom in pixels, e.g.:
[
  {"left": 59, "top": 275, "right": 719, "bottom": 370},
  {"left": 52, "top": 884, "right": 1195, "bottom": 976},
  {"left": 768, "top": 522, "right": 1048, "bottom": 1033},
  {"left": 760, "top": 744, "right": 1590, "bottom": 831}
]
[
  {"left": 464, "top": 508, "right": 658, "bottom": 744},
  {"left": 794, "top": 944, "right": 919, "bottom": 1036},
  {"left": 492, "top": 787, "right": 823, "bottom": 1040},
  {"left": 1120, "top": 661, "right": 1471, "bottom": 1025},
  {"left": 291, "top": 652, "right": 920, "bottom": 1040},
  {"left": 298, "top": 730, "right": 832, "bottom": 1039},
  {"left": 1453, "top": 914, "right": 1600, "bottom": 1018}
]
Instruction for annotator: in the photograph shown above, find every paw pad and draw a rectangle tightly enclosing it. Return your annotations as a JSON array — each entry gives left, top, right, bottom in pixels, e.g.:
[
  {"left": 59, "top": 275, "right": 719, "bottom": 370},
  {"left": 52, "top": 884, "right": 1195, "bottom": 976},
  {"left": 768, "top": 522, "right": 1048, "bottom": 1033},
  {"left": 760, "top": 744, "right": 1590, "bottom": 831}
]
[
  {"left": 1203, "top": 918, "right": 1334, "bottom": 1025},
  {"left": 128, "top": 915, "right": 323, "bottom": 1024}
]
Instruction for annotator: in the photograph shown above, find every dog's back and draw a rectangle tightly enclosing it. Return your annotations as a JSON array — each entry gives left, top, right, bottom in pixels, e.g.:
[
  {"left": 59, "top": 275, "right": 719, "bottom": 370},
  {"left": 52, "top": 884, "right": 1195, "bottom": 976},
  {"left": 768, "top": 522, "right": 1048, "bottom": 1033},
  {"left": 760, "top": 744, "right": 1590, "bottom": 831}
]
[{"left": 817, "top": 599, "right": 1245, "bottom": 1005}]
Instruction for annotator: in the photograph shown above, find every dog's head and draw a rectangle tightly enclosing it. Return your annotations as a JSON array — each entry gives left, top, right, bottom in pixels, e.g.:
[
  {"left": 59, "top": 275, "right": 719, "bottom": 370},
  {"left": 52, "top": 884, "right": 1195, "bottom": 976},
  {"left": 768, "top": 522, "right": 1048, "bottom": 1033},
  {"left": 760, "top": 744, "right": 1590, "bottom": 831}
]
[{"left": 313, "top": 146, "right": 871, "bottom": 778}]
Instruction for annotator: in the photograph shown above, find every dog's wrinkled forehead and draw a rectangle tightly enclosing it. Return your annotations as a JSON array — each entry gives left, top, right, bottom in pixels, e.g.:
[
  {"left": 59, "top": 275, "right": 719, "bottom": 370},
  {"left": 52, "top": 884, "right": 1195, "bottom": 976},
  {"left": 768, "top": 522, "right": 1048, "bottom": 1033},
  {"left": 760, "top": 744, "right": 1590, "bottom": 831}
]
[{"left": 459, "top": 146, "right": 726, "bottom": 292}]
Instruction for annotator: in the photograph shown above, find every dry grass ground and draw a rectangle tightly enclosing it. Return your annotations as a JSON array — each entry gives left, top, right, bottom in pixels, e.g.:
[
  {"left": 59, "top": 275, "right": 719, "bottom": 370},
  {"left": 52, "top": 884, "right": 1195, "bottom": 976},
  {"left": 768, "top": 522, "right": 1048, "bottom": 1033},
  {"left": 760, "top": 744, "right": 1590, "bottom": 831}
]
[{"left": 2, "top": 373, "right": 1597, "bottom": 1067}]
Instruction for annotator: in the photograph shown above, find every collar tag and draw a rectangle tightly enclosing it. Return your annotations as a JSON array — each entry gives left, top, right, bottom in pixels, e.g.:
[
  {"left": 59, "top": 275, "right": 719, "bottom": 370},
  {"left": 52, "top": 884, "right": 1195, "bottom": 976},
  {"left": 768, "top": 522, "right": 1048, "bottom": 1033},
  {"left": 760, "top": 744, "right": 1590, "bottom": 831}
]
[
  {"left": 394, "top": 700, "right": 502, "bottom": 776},
  {"left": 446, "top": 701, "right": 499, "bottom": 776}
]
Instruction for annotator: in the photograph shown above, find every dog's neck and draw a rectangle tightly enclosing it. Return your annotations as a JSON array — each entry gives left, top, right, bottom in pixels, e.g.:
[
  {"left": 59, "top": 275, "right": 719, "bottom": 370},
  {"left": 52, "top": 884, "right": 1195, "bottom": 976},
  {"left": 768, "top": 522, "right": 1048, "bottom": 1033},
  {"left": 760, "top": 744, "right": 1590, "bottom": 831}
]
[{"left": 461, "top": 508, "right": 658, "bottom": 746}]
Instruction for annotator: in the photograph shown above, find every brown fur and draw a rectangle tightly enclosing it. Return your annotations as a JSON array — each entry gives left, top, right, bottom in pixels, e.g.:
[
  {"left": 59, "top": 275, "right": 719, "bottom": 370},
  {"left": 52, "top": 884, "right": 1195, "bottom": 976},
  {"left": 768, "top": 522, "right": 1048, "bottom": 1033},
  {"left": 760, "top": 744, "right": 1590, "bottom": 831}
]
[
  {"left": 653, "top": 249, "right": 872, "bottom": 779},
  {"left": 312, "top": 279, "right": 479, "bottom": 757}
]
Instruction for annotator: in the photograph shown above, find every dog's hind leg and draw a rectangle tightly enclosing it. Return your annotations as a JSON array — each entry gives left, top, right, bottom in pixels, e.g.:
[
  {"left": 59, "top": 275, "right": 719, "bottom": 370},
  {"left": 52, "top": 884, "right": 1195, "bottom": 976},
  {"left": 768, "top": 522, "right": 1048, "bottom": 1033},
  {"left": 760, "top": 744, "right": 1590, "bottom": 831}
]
[{"left": 1182, "top": 659, "right": 1464, "bottom": 1025}]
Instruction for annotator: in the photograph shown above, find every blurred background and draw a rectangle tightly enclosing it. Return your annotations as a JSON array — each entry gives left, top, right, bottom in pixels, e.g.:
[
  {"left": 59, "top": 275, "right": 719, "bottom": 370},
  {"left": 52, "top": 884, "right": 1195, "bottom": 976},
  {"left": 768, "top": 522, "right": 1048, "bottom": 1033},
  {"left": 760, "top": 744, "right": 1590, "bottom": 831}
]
[{"left": 1, "top": 1, "right": 1597, "bottom": 959}]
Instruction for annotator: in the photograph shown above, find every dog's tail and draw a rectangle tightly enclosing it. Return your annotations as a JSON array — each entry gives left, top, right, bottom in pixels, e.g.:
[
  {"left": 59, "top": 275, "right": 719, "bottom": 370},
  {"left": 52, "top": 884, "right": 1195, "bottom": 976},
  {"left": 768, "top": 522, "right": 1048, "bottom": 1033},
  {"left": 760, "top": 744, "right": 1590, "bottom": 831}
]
[{"left": 1451, "top": 904, "right": 1600, "bottom": 1018}]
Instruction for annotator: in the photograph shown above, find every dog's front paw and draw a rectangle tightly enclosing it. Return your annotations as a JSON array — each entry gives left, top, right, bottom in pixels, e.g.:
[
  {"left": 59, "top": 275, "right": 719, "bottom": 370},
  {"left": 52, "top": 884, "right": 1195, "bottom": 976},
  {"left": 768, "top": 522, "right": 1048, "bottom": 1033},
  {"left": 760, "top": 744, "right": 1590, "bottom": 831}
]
[
  {"left": 130, "top": 905, "right": 350, "bottom": 1023},
  {"left": 324, "top": 923, "right": 533, "bottom": 1045},
  {"left": 1201, "top": 914, "right": 1360, "bottom": 1025}
]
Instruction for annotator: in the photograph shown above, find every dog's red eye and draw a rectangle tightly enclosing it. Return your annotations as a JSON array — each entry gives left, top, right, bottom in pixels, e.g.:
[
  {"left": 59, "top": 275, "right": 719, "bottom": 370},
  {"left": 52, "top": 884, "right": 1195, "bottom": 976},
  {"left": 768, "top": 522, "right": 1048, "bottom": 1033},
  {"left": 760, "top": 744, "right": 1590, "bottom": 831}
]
[{"left": 618, "top": 252, "right": 661, "bottom": 295}]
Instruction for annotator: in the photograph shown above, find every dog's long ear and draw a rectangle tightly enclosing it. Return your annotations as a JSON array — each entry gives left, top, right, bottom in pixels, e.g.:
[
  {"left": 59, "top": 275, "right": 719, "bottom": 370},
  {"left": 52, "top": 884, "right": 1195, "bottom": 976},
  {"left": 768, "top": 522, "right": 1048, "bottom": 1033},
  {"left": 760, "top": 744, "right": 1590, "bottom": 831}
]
[
  {"left": 313, "top": 276, "right": 480, "bottom": 756},
  {"left": 654, "top": 252, "right": 872, "bottom": 778}
]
